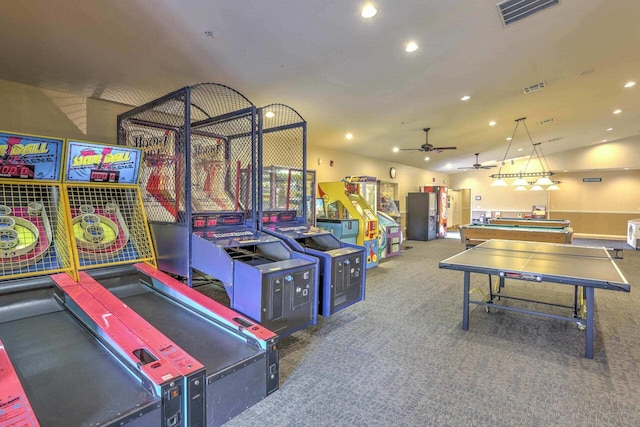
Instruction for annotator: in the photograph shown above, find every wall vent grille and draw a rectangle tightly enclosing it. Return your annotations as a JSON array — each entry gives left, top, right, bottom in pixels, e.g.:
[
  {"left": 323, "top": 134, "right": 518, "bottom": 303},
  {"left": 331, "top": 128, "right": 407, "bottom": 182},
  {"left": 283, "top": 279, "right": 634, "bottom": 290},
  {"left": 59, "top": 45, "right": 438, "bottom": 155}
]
[
  {"left": 497, "top": 0, "right": 560, "bottom": 27},
  {"left": 523, "top": 81, "right": 546, "bottom": 94}
]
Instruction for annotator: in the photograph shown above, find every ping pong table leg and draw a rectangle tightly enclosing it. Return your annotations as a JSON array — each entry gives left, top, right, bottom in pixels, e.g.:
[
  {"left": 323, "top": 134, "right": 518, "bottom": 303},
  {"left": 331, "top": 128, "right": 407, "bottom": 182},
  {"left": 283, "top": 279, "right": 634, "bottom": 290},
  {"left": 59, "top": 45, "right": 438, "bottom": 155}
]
[
  {"left": 585, "top": 287, "right": 595, "bottom": 359},
  {"left": 463, "top": 271, "right": 470, "bottom": 330}
]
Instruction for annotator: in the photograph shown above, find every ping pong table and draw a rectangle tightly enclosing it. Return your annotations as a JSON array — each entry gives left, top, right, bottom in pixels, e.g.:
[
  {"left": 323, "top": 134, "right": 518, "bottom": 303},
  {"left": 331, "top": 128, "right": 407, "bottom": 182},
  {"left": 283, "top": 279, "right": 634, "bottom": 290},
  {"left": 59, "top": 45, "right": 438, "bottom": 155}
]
[{"left": 439, "top": 239, "right": 630, "bottom": 358}]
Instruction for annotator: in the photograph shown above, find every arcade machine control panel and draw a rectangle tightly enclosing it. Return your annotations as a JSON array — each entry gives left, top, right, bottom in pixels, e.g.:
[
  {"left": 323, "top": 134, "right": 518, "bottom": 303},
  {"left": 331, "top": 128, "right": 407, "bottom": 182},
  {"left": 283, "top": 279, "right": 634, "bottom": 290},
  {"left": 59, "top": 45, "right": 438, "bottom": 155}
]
[{"left": 192, "top": 211, "right": 318, "bottom": 336}]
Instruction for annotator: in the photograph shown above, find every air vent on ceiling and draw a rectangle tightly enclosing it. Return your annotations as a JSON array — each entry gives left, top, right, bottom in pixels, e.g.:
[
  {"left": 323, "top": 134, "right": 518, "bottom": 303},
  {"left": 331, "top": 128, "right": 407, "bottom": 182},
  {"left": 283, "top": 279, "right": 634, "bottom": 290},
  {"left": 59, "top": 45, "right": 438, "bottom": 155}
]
[
  {"left": 522, "top": 81, "right": 546, "bottom": 94},
  {"left": 539, "top": 117, "right": 555, "bottom": 125},
  {"left": 497, "top": 0, "right": 560, "bottom": 27},
  {"left": 546, "top": 137, "right": 561, "bottom": 143}
]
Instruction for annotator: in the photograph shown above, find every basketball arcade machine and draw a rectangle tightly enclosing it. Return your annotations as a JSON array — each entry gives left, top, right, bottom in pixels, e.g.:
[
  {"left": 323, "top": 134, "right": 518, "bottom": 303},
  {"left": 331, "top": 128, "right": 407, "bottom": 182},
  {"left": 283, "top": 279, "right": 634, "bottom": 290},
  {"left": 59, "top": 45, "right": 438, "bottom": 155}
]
[
  {"left": 61, "top": 138, "right": 279, "bottom": 427},
  {"left": 117, "top": 83, "right": 318, "bottom": 338},
  {"left": 0, "top": 132, "right": 184, "bottom": 427},
  {"left": 257, "top": 104, "right": 366, "bottom": 317},
  {"left": 344, "top": 175, "right": 402, "bottom": 259},
  {"left": 317, "top": 181, "right": 380, "bottom": 269}
]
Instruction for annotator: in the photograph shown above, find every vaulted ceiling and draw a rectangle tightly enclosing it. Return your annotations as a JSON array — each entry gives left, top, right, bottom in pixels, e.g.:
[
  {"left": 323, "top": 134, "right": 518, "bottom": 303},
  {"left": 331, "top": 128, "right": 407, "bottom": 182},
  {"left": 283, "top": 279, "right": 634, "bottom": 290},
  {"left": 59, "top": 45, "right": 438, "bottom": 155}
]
[{"left": 1, "top": 0, "right": 638, "bottom": 172}]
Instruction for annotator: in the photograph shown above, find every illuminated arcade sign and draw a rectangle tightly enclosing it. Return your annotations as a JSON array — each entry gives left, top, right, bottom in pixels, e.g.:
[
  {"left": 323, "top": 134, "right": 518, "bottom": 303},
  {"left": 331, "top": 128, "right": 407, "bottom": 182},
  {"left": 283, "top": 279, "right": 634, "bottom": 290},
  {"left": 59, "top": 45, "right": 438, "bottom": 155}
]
[
  {"left": 64, "top": 140, "right": 142, "bottom": 184},
  {"left": 0, "top": 131, "right": 64, "bottom": 181},
  {"left": 344, "top": 175, "right": 377, "bottom": 183}
]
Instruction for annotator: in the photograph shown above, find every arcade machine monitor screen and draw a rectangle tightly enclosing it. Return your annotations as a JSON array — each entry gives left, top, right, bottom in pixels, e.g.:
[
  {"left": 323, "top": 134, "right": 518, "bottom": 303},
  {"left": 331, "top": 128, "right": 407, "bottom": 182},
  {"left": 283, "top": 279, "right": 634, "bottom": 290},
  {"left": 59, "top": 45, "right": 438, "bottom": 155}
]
[{"left": 315, "top": 198, "right": 326, "bottom": 219}]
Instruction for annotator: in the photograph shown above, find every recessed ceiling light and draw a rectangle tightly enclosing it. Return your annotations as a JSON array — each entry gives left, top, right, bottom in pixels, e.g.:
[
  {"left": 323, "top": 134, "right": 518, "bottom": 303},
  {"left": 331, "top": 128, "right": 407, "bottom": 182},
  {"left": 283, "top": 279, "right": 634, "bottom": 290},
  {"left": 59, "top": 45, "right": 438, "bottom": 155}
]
[
  {"left": 613, "top": 109, "right": 622, "bottom": 114},
  {"left": 506, "top": 137, "right": 512, "bottom": 141},
  {"left": 624, "top": 167, "right": 630, "bottom": 170},
  {"left": 624, "top": 81, "right": 636, "bottom": 88},
  {"left": 424, "top": 157, "right": 430, "bottom": 161},
  {"left": 361, "top": 4, "right": 377, "bottom": 19},
  {"left": 393, "top": 147, "right": 399, "bottom": 153},
  {"left": 345, "top": 133, "right": 353, "bottom": 140},
  {"left": 405, "top": 42, "right": 418, "bottom": 53},
  {"left": 606, "top": 128, "right": 613, "bottom": 131},
  {"left": 461, "top": 95, "right": 471, "bottom": 101},
  {"left": 265, "top": 111, "right": 275, "bottom": 118},
  {"left": 517, "top": 148, "right": 523, "bottom": 151},
  {"left": 489, "top": 121, "right": 496, "bottom": 126},
  {"left": 601, "top": 139, "right": 608, "bottom": 143}
]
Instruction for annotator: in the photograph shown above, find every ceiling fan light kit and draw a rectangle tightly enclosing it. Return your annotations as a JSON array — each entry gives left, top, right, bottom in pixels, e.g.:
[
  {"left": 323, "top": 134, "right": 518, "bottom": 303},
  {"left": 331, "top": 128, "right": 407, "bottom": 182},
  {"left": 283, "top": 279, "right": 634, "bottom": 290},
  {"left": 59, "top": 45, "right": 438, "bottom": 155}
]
[
  {"left": 489, "top": 117, "right": 559, "bottom": 191},
  {"left": 399, "top": 128, "right": 457, "bottom": 153},
  {"left": 458, "top": 153, "right": 497, "bottom": 170}
]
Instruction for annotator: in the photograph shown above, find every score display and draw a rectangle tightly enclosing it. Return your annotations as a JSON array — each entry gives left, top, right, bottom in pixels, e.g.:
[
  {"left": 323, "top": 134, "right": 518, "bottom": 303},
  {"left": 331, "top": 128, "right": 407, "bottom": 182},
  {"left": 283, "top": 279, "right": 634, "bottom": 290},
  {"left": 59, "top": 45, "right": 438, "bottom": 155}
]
[
  {"left": 192, "top": 212, "right": 245, "bottom": 229},
  {"left": 89, "top": 169, "right": 120, "bottom": 183},
  {"left": 0, "top": 163, "right": 35, "bottom": 179},
  {"left": 262, "top": 210, "right": 297, "bottom": 224}
]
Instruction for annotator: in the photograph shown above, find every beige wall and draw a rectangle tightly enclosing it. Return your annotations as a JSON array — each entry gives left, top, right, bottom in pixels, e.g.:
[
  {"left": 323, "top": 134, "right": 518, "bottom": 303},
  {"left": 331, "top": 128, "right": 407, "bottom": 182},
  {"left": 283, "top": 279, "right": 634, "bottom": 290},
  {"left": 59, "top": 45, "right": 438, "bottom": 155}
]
[
  {"left": 4, "top": 78, "right": 638, "bottom": 238},
  {"left": 450, "top": 139, "right": 640, "bottom": 237},
  {"left": 449, "top": 166, "right": 549, "bottom": 219},
  {"left": 0, "top": 78, "right": 131, "bottom": 143},
  {"left": 1, "top": 78, "right": 451, "bottom": 234},
  {"left": 308, "top": 144, "right": 451, "bottom": 222},
  {"left": 548, "top": 170, "right": 640, "bottom": 237}
]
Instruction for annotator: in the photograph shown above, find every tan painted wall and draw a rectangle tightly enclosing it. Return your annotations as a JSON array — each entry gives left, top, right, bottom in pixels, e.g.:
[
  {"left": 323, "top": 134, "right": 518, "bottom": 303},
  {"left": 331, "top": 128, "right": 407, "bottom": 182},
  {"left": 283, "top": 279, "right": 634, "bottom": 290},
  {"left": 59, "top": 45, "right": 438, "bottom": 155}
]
[
  {"left": 0, "top": 78, "right": 131, "bottom": 143},
  {"left": 548, "top": 170, "right": 640, "bottom": 237}
]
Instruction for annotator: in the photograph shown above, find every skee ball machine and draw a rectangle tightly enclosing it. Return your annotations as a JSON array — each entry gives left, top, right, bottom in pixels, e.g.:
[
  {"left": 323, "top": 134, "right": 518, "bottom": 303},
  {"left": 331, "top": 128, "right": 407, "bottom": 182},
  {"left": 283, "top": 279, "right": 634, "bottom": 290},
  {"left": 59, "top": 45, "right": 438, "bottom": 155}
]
[
  {"left": 345, "top": 176, "right": 402, "bottom": 259},
  {"left": 317, "top": 181, "right": 379, "bottom": 269},
  {"left": 0, "top": 131, "right": 185, "bottom": 427},
  {"left": 61, "top": 139, "right": 280, "bottom": 426},
  {"left": 117, "top": 83, "right": 318, "bottom": 337},
  {"left": 257, "top": 104, "right": 366, "bottom": 317}
]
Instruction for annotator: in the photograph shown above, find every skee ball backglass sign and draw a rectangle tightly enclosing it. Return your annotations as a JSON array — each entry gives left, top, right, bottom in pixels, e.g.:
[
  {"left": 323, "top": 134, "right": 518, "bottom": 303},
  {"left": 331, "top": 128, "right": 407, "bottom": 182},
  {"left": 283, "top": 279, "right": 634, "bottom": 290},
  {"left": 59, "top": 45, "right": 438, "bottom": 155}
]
[
  {"left": 64, "top": 140, "right": 142, "bottom": 184},
  {"left": 0, "top": 131, "right": 64, "bottom": 181}
]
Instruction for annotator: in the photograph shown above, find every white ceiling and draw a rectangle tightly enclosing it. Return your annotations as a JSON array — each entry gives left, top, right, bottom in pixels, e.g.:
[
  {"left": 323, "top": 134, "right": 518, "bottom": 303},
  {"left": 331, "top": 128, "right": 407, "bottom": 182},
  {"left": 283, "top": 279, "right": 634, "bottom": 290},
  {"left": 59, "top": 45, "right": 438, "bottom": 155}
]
[{"left": 1, "top": 0, "right": 639, "bottom": 172}]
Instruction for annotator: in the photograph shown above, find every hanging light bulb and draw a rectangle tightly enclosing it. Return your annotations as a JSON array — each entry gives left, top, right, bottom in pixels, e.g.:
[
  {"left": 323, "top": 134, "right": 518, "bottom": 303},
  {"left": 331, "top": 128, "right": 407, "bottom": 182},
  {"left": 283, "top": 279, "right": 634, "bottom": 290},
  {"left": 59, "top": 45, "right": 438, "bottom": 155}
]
[
  {"left": 530, "top": 185, "right": 544, "bottom": 191},
  {"left": 547, "top": 184, "right": 561, "bottom": 191},
  {"left": 491, "top": 178, "right": 508, "bottom": 187},
  {"left": 512, "top": 176, "right": 529, "bottom": 186},
  {"left": 534, "top": 176, "right": 554, "bottom": 186},
  {"left": 514, "top": 185, "right": 528, "bottom": 191}
]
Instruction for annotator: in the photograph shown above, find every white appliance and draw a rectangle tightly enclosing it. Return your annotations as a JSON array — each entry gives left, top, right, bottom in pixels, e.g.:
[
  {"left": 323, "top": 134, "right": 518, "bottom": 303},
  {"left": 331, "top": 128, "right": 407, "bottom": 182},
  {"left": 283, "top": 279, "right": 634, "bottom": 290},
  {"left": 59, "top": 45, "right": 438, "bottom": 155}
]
[{"left": 627, "top": 219, "right": 640, "bottom": 249}]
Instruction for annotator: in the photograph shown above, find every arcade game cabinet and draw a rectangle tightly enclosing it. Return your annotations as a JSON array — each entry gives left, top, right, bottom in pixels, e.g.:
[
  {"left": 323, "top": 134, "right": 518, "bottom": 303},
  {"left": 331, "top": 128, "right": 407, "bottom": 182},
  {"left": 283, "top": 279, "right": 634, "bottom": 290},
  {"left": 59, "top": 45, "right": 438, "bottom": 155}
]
[
  {"left": 61, "top": 139, "right": 279, "bottom": 426},
  {"left": 345, "top": 176, "right": 402, "bottom": 259},
  {"left": 317, "top": 181, "right": 379, "bottom": 269},
  {"left": 0, "top": 132, "right": 185, "bottom": 426},
  {"left": 256, "top": 105, "right": 366, "bottom": 317},
  {"left": 117, "top": 83, "right": 318, "bottom": 338}
]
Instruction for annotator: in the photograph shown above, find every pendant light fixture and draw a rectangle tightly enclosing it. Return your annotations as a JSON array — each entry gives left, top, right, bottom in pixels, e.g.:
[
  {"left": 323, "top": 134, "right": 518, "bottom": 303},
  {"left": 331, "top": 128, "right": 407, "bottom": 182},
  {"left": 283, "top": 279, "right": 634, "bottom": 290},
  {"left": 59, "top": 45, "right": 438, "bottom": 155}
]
[{"left": 489, "top": 117, "right": 557, "bottom": 190}]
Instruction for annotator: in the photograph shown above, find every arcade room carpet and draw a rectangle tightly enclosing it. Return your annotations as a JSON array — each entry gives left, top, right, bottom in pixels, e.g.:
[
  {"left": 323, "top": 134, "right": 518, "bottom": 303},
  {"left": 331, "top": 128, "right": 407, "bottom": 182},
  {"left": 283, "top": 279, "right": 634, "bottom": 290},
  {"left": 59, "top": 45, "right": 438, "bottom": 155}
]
[{"left": 224, "top": 236, "right": 640, "bottom": 427}]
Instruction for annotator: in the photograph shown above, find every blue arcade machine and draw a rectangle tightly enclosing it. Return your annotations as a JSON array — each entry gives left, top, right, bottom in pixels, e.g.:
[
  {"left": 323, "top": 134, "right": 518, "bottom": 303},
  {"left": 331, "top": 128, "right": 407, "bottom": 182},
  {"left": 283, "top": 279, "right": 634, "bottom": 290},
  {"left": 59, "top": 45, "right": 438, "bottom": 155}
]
[
  {"left": 117, "top": 83, "right": 319, "bottom": 338},
  {"left": 256, "top": 104, "right": 366, "bottom": 317}
]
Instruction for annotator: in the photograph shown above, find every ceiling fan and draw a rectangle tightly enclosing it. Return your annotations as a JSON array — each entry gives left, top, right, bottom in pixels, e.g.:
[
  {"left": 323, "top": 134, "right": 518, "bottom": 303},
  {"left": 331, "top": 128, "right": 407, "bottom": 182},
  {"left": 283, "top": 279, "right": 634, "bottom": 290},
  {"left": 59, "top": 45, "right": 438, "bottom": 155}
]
[
  {"left": 399, "top": 128, "right": 457, "bottom": 153},
  {"left": 458, "top": 153, "right": 497, "bottom": 170}
]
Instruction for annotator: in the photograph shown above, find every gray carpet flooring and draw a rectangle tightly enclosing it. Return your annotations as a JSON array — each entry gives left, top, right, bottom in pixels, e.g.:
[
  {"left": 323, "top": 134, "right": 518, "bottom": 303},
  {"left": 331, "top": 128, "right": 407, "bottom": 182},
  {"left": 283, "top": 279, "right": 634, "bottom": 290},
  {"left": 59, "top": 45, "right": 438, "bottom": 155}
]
[{"left": 225, "top": 238, "right": 640, "bottom": 427}]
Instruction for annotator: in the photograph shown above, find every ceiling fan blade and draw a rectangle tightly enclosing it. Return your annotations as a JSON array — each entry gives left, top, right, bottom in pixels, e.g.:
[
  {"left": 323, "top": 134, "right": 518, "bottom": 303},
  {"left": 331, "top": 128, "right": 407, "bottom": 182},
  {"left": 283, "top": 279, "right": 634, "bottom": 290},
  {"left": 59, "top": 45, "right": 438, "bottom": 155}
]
[{"left": 433, "top": 146, "right": 457, "bottom": 150}]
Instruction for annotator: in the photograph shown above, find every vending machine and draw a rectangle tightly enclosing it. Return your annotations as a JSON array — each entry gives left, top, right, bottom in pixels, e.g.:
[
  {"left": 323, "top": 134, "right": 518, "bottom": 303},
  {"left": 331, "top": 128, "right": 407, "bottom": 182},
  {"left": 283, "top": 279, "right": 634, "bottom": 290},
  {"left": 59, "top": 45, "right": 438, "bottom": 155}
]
[{"left": 419, "top": 186, "right": 448, "bottom": 238}]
